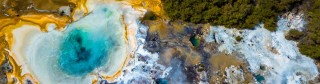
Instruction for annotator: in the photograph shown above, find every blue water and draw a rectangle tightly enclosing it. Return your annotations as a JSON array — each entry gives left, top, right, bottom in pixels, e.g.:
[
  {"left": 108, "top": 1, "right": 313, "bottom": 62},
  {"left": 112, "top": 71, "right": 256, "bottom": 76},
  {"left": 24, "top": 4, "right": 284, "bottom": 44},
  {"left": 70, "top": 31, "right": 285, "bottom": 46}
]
[
  {"left": 57, "top": 6, "right": 123, "bottom": 76},
  {"left": 156, "top": 78, "right": 168, "bottom": 84},
  {"left": 254, "top": 74, "right": 265, "bottom": 83},
  {"left": 58, "top": 28, "right": 115, "bottom": 76}
]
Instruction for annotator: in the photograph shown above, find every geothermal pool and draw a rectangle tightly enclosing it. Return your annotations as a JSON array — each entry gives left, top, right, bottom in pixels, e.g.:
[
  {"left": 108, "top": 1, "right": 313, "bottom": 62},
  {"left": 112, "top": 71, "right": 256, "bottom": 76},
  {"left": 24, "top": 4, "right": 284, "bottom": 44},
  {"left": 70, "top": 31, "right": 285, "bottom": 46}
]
[
  {"left": 10, "top": 4, "right": 130, "bottom": 84},
  {"left": 58, "top": 6, "right": 124, "bottom": 76}
]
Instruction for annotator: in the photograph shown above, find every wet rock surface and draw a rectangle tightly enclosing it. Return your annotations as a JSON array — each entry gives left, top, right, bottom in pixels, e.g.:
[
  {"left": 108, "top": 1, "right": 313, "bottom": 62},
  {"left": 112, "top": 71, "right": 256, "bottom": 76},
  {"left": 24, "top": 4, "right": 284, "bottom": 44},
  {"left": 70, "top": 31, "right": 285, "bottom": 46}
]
[{"left": 145, "top": 32, "right": 161, "bottom": 53}]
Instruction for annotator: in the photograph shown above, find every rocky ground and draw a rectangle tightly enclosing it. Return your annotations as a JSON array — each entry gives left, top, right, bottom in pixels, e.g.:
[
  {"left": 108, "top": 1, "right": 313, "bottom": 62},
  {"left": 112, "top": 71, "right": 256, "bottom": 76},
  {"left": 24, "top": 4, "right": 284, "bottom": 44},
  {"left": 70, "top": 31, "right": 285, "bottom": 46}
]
[
  {"left": 142, "top": 17, "right": 258, "bottom": 83},
  {"left": 141, "top": 11, "right": 320, "bottom": 83}
]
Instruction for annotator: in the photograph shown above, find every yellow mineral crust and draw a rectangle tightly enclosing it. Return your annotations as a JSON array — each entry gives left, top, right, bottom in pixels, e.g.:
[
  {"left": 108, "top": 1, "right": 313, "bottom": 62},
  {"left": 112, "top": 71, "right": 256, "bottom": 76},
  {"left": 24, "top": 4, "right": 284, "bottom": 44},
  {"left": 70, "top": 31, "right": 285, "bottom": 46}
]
[
  {"left": 0, "top": 0, "right": 83, "bottom": 83},
  {"left": 126, "top": 0, "right": 170, "bottom": 39},
  {"left": 19, "top": 14, "right": 71, "bottom": 31},
  {"left": 70, "top": 0, "right": 89, "bottom": 21},
  {"left": 2, "top": 22, "right": 40, "bottom": 84},
  {"left": 0, "top": 13, "right": 71, "bottom": 84},
  {"left": 126, "top": 0, "right": 166, "bottom": 18},
  {"left": 1, "top": 21, "right": 64, "bottom": 84}
]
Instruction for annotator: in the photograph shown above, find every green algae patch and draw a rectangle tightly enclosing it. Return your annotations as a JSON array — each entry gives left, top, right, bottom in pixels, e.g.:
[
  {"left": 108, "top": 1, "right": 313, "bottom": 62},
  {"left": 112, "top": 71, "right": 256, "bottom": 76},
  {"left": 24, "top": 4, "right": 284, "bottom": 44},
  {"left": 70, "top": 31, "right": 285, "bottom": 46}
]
[
  {"left": 254, "top": 74, "right": 265, "bottom": 83},
  {"left": 236, "top": 36, "right": 243, "bottom": 42},
  {"left": 156, "top": 78, "right": 168, "bottom": 84},
  {"left": 189, "top": 35, "right": 200, "bottom": 47}
]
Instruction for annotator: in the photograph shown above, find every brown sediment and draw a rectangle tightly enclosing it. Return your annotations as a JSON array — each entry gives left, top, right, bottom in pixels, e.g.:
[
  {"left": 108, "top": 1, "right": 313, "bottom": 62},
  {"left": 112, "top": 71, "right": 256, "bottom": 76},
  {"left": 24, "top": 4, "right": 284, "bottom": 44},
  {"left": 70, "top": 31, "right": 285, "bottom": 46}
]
[
  {"left": 146, "top": 20, "right": 168, "bottom": 39},
  {"left": 159, "top": 47, "right": 201, "bottom": 66},
  {"left": 0, "top": 0, "right": 77, "bottom": 18},
  {"left": 267, "top": 46, "right": 279, "bottom": 54},
  {"left": 210, "top": 54, "right": 244, "bottom": 71},
  {"left": 209, "top": 53, "right": 253, "bottom": 83},
  {"left": 171, "top": 21, "right": 189, "bottom": 33},
  {"left": 32, "top": 0, "right": 75, "bottom": 11},
  {"left": 0, "top": 0, "right": 88, "bottom": 22},
  {"left": 176, "top": 47, "right": 201, "bottom": 66}
]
